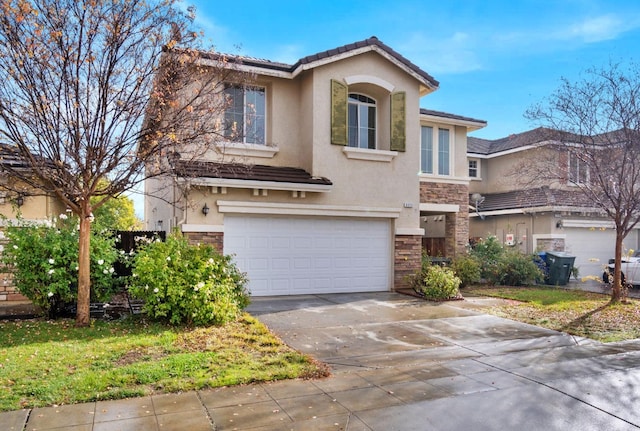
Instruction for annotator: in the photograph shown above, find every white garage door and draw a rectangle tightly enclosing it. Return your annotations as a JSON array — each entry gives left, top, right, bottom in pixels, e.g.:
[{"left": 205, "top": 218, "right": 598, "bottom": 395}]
[
  {"left": 564, "top": 228, "right": 637, "bottom": 280},
  {"left": 224, "top": 215, "right": 392, "bottom": 296}
]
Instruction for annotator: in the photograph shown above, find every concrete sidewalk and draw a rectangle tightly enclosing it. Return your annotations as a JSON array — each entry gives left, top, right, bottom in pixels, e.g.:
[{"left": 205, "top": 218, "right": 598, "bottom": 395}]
[{"left": 4, "top": 292, "right": 640, "bottom": 430}]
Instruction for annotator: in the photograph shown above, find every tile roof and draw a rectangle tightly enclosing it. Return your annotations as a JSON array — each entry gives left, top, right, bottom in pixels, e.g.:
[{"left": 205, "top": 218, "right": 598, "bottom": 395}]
[
  {"left": 174, "top": 160, "right": 332, "bottom": 186},
  {"left": 473, "top": 186, "right": 594, "bottom": 212},
  {"left": 294, "top": 36, "right": 439, "bottom": 89},
  {"left": 468, "top": 127, "right": 556, "bottom": 155},
  {"left": 420, "top": 109, "right": 486, "bottom": 126},
  {"left": 198, "top": 36, "right": 439, "bottom": 89},
  {"left": 0, "top": 143, "right": 54, "bottom": 171}
]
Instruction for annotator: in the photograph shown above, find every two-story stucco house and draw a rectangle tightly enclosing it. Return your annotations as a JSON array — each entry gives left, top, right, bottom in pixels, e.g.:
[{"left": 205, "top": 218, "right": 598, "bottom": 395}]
[
  {"left": 145, "top": 36, "right": 485, "bottom": 296},
  {"left": 467, "top": 128, "right": 639, "bottom": 281}
]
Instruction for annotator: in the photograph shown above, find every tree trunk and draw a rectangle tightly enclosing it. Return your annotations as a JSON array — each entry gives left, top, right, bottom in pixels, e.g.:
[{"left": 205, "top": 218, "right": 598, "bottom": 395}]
[
  {"left": 611, "top": 232, "right": 624, "bottom": 303},
  {"left": 76, "top": 212, "right": 92, "bottom": 327}
]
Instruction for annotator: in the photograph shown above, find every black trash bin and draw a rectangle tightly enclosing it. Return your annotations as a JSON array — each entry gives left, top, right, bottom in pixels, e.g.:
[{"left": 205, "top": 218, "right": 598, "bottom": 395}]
[{"left": 544, "top": 251, "right": 576, "bottom": 285}]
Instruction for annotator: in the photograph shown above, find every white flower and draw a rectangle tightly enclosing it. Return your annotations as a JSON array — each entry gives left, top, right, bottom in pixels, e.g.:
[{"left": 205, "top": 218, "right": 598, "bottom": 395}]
[
  {"left": 109, "top": 267, "right": 114, "bottom": 273},
  {"left": 59, "top": 213, "right": 67, "bottom": 220},
  {"left": 13, "top": 245, "right": 18, "bottom": 250},
  {"left": 132, "top": 273, "right": 138, "bottom": 278},
  {"left": 103, "top": 269, "right": 109, "bottom": 274},
  {"left": 208, "top": 258, "right": 214, "bottom": 264},
  {"left": 98, "top": 259, "right": 104, "bottom": 265},
  {"left": 153, "top": 287, "right": 159, "bottom": 293},
  {"left": 47, "top": 292, "right": 54, "bottom": 297},
  {"left": 144, "top": 284, "right": 149, "bottom": 290},
  {"left": 48, "top": 269, "right": 54, "bottom": 275},
  {"left": 48, "top": 258, "right": 54, "bottom": 264},
  {"left": 195, "top": 281, "right": 204, "bottom": 291},
  {"left": 75, "top": 266, "right": 79, "bottom": 271},
  {"left": 166, "top": 256, "right": 171, "bottom": 261}
]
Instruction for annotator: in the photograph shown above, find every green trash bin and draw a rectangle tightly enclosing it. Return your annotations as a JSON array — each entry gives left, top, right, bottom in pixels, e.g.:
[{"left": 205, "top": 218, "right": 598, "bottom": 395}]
[{"left": 545, "top": 251, "right": 576, "bottom": 285}]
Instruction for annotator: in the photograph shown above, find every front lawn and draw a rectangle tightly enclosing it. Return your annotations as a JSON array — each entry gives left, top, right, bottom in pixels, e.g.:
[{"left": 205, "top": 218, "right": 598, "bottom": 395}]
[
  {"left": 0, "top": 314, "right": 328, "bottom": 412},
  {"left": 465, "top": 286, "right": 640, "bottom": 343}
]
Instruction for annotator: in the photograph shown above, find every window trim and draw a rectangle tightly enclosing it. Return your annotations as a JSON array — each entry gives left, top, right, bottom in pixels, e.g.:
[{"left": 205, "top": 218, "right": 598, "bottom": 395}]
[
  {"left": 468, "top": 158, "right": 481, "bottom": 179},
  {"left": 223, "top": 84, "right": 267, "bottom": 145},
  {"left": 420, "top": 125, "right": 453, "bottom": 176}
]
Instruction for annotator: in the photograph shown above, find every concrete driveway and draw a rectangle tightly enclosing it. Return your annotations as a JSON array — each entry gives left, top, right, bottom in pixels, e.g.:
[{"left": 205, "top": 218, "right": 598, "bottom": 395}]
[
  {"left": 5, "top": 291, "right": 640, "bottom": 430},
  {"left": 244, "top": 292, "right": 640, "bottom": 430}
]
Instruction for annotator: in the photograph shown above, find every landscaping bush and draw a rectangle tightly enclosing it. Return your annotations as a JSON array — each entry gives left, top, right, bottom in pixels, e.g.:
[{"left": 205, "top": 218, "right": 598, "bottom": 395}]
[
  {"left": 410, "top": 255, "right": 461, "bottom": 300},
  {"left": 451, "top": 254, "right": 481, "bottom": 288},
  {"left": 497, "top": 250, "right": 545, "bottom": 286},
  {"left": 1, "top": 214, "right": 120, "bottom": 318},
  {"left": 469, "top": 235, "right": 503, "bottom": 283},
  {"left": 128, "top": 233, "right": 249, "bottom": 326},
  {"left": 469, "top": 236, "right": 544, "bottom": 286}
]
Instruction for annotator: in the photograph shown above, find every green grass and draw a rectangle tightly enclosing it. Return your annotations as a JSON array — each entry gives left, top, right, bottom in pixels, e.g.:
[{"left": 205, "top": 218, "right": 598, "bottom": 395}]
[
  {"left": 464, "top": 286, "right": 640, "bottom": 343},
  {"left": 0, "top": 314, "right": 328, "bottom": 412}
]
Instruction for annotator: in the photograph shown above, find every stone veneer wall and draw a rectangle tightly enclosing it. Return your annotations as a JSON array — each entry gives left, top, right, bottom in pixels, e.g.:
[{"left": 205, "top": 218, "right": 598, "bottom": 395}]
[
  {"left": 420, "top": 181, "right": 470, "bottom": 258},
  {"left": 184, "top": 231, "right": 224, "bottom": 253},
  {"left": 0, "top": 237, "right": 27, "bottom": 301},
  {"left": 394, "top": 235, "right": 422, "bottom": 289}
]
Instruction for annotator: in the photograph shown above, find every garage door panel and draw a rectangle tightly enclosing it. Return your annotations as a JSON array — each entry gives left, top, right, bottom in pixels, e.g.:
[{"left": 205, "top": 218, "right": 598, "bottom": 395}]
[
  {"left": 224, "top": 215, "right": 391, "bottom": 296},
  {"left": 272, "top": 258, "right": 290, "bottom": 270}
]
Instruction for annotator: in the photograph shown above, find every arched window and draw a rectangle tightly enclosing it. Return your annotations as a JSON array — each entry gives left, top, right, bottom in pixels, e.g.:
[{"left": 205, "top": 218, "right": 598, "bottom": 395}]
[{"left": 348, "top": 93, "right": 376, "bottom": 149}]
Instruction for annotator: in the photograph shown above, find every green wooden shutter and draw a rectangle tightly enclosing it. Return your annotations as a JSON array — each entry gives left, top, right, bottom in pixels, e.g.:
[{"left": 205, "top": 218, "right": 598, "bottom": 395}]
[
  {"left": 390, "top": 91, "right": 406, "bottom": 152},
  {"left": 331, "top": 79, "right": 348, "bottom": 146}
]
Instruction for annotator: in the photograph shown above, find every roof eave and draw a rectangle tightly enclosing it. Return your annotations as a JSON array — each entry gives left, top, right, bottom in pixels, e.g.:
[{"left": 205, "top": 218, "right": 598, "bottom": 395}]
[{"left": 179, "top": 177, "right": 333, "bottom": 193}]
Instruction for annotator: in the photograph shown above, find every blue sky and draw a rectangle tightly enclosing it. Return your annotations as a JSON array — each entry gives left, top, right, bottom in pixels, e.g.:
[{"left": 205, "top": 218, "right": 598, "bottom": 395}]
[{"left": 184, "top": 0, "right": 640, "bottom": 140}]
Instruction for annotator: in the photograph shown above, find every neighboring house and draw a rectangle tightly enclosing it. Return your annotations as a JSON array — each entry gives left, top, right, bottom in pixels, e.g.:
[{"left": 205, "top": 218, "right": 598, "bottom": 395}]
[
  {"left": 146, "top": 36, "right": 485, "bottom": 296},
  {"left": 0, "top": 143, "right": 67, "bottom": 301},
  {"left": 467, "top": 128, "right": 636, "bottom": 281}
]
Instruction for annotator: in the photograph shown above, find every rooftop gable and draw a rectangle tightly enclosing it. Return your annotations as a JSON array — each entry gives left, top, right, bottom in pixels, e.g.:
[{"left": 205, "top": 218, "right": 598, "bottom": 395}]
[{"left": 198, "top": 36, "right": 439, "bottom": 92}]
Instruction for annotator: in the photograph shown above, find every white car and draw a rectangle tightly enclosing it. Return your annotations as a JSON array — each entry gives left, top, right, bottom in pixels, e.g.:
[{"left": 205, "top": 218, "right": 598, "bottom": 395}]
[{"left": 604, "top": 252, "right": 640, "bottom": 286}]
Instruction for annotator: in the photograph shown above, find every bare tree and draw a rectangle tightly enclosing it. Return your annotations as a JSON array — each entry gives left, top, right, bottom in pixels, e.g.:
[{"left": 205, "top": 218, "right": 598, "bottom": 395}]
[
  {"left": 0, "top": 0, "right": 234, "bottom": 325},
  {"left": 526, "top": 62, "right": 640, "bottom": 302}
]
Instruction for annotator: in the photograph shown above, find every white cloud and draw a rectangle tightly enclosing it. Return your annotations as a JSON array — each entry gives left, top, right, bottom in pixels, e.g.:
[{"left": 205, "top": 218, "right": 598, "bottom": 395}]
[
  {"left": 564, "top": 14, "right": 629, "bottom": 43},
  {"left": 398, "top": 31, "right": 484, "bottom": 75}
]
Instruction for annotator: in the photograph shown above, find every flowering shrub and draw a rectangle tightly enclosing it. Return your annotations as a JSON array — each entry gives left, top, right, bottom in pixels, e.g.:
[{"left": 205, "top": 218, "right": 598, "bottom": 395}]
[
  {"left": 128, "top": 233, "right": 249, "bottom": 326},
  {"left": 0, "top": 214, "right": 120, "bottom": 318}
]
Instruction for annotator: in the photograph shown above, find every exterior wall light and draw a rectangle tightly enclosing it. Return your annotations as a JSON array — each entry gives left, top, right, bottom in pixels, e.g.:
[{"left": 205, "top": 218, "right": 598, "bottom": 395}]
[
  {"left": 202, "top": 203, "right": 209, "bottom": 216},
  {"left": 15, "top": 194, "right": 24, "bottom": 207}
]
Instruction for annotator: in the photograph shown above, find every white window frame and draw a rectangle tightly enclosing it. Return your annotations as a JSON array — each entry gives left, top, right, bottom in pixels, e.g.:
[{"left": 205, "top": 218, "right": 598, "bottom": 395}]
[
  {"left": 468, "top": 158, "right": 480, "bottom": 179},
  {"left": 420, "top": 125, "right": 452, "bottom": 176},
  {"left": 348, "top": 93, "right": 377, "bottom": 149},
  {"left": 223, "top": 85, "right": 266, "bottom": 145},
  {"left": 568, "top": 151, "right": 589, "bottom": 185}
]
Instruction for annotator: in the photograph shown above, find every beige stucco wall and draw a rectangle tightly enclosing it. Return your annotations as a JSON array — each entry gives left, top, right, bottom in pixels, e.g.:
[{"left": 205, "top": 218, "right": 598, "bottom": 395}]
[
  {"left": 470, "top": 146, "right": 569, "bottom": 195},
  {"left": 305, "top": 51, "right": 422, "bottom": 230},
  {"left": 0, "top": 193, "right": 65, "bottom": 221},
  {"left": 470, "top": 212, "right": 565, "bottom": 254}
]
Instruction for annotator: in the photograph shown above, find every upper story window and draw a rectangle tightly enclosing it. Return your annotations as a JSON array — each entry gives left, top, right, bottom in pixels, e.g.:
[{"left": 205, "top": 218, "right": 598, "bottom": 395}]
[
  {"left": 421, "top": 126, "right": 451, "bottom": 175},
  {"left": 223, "top": 85, "right": 266, "bottom": 145},
  {"left": 568, "top": 151, "right": 589, "bottom": 185},
  {"left": 468, "top": 159, "right": 479, "bottom": 178},
  {"left": 348, "top": 93, "right": 376, "bottom": 149}
]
